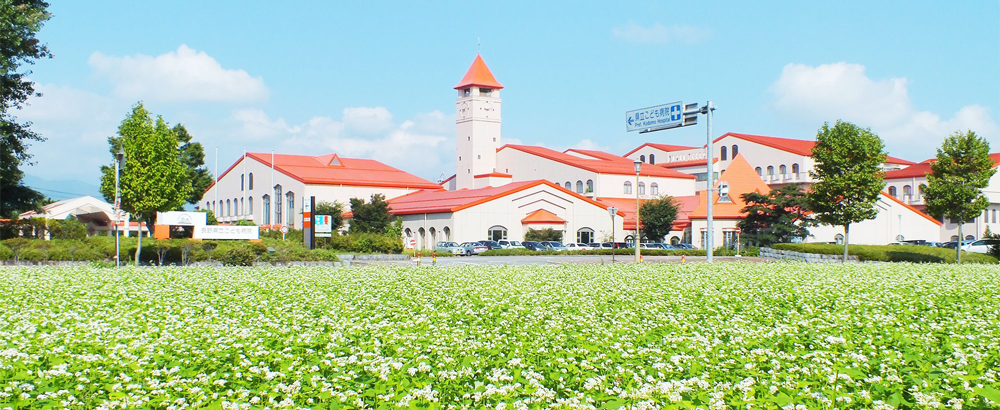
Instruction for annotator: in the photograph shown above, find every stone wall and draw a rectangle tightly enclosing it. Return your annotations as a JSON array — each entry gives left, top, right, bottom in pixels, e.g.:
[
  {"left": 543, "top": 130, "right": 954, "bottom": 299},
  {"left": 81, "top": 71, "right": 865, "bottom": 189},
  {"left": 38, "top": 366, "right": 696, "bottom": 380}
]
[{"left": 759, "top": 247, "right": 859, "bottom": 263}]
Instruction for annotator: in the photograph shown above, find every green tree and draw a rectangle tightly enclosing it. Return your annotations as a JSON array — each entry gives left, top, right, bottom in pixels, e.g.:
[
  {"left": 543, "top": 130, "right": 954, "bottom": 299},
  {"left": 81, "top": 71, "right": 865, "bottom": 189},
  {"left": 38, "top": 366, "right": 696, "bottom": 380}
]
[
  {"left": 197, "top": 209, "right": 218, "bottom": 225},
  {"left": 99, "top": 103, "right": 190, "bottom": 264},
  {"left": 173, "top": 124, "right": 213, "bottom": 205},
  {"left": 348, "top": 194, "right": 391, "bottom": 234},
  {"left": 806, "top": 121, "right": 887, "bottom": 262},
  {"left": 737, "top": 184, "right": 814, "bottom": 247},
  {"left": 524, "top": 228, "right": 563, "bottom": 242},
  {"left": 0, "top": 1, "right": 51, "bottom": 218},
  {"left": 924, "top": 130, "right": 996, "bottom": 263},
  {"left": 314, "top": 201, "right": 345, "bottom": 233},
  {"left": 639, "top": 196, "right": 679, "bottom": 242}
]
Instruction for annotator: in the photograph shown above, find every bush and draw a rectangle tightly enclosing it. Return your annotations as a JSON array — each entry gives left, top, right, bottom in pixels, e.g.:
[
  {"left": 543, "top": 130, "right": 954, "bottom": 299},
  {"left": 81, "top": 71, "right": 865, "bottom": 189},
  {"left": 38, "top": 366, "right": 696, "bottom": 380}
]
[
  {"left": 327, "top": 233, "right": 402, "bottom": 254},
  {"left": 47, "top": 218, "right": 87, "bottom": 240},
  {"left": 221, "top": 245, "right": 257, "bottom": 266},
  {"left": 0, "top": 243, "right": 11, "bottom": 260},
  {"left": 771, "top": 243, "right": 998, "bottom": 264}
]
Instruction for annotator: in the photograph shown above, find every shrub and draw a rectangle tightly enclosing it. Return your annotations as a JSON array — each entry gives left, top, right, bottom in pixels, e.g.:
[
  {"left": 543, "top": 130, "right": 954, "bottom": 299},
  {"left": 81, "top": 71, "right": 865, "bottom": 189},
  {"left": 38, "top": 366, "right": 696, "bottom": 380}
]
[
  {"left": 327, "top": 233, "right": 403, "bottom": 254},
  {"left": 0, "top": 243, "right": 11, "bottom": 260},
  {"left": 770, "top": 243, "right": 998, "bottom": 264},
  {"left": 47, "top": 218, "right": 87, "bottom": 240},
  {"left": 221, "top": 245, "right": 256, "bottom": 266}
]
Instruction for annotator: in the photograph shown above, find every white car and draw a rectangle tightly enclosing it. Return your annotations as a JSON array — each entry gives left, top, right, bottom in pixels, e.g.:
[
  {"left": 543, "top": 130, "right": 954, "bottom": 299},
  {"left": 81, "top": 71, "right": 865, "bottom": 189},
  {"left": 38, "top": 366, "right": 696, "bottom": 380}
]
[
  {"left": 962, "top": 239, "right": 999, "bottom": 254},
  {"left": 498, "top": 240, "right": 525, "bottom": 249},
  {"left": 565, "top": 243, "right": 594, "bottom": 251}
]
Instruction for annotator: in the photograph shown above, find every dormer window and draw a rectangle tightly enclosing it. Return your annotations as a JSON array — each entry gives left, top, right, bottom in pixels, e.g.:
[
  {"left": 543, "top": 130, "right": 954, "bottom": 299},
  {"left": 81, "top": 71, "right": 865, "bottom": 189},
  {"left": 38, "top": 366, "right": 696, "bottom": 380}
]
[
  {"left": 463, "top": 88, "right": 471, "bottom": 97},
  {"left": 480, "top": 87, "right": 492, "bottom": 97}
]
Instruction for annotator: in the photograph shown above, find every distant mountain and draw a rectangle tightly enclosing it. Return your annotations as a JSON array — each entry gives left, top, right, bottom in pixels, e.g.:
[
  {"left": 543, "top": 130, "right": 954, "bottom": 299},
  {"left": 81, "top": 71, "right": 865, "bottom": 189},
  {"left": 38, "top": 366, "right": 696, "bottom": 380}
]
[{"left": 21, "top": 174, "right": 104, "bottom": 202}]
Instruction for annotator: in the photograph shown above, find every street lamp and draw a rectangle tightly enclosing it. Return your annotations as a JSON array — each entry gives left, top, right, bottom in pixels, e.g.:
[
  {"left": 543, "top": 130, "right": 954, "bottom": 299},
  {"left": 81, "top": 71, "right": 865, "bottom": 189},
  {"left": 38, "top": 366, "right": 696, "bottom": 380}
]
[
  {"left": 634, "top": 160, "right": 642, "bottom": 263},
  {"left": 608, "top": 206, "right": 618, "bottom": 263},
  {"left": 114, "top": 148, "right": 124, "bottom": 268}
]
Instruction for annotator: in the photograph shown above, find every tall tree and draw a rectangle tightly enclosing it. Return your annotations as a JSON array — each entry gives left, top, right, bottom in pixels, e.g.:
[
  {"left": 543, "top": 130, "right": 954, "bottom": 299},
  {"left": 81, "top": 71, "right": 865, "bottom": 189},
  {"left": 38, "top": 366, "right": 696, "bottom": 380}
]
[
  {"left": 0, "top": 0, "right": 51, "bottom": 218},
  {"left": 639, "top": 196, "right": 679, "bottom": 242},
  {"left": 737, "top": 184, "right": 814, "bottom": 247},
  {"left": 315, "top": 200, "right": 345, "bottom": 233},
  {"left": 99, "top": 103, "right": 190, "bottom": 264},
  {"left": 348, "top": 194, "right": 391, "bottom": 234},
  {"left": 173, "top": 124, "right": 213, "bottom": 205},
  {"left": 806, "top": 121, "right": 887, "bottom": 262},
  {"left": 923, "top": 130, "right": 996, "bottom": 263}
]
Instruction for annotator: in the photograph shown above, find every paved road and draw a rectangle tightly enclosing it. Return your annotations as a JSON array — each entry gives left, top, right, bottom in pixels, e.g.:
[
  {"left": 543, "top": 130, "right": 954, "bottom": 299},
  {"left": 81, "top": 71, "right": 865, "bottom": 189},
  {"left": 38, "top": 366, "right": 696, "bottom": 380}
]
[{"left": 353, "top": 254, "right": 760, "bottom": 266}]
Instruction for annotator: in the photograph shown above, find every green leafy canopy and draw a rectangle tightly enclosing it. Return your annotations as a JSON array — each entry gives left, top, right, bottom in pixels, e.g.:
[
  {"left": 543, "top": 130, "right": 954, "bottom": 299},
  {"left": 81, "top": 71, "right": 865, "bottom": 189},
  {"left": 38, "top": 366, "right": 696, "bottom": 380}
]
[
  {"left": 738, "top": 184, "right": 814, "bottom": 247},
  {"left": 639, "top": 196, "right": 679, "bottom": 242},
  {"left": 924, "top": 130, "right": 996, "bottom": 225}
]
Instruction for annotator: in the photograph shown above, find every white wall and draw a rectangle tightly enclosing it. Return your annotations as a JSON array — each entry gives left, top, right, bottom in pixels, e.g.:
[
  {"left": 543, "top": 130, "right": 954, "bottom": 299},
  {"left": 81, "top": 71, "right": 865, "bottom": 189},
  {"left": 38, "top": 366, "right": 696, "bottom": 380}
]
[
  {"left": 626, "top": 146, "right": 705, "bottom": 166},
  {"left": 713, "top": 136, "right": 814, "bottom": 185},
  {"left": 805, "top": 194, "right": 941, "bottom": 244},
  {"left": 455, "top": 87, "right": 502, "bottom": 190}
]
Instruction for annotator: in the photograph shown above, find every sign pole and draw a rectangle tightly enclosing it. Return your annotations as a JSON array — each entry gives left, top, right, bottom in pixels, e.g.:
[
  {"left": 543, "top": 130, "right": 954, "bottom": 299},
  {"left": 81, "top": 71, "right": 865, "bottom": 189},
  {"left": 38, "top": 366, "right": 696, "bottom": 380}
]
[
  {"left": 706, "top": 100, "right": 714, "bottom": 263},
  {"left": 303, "top": 196, "right": 315, "bottom": 249}
]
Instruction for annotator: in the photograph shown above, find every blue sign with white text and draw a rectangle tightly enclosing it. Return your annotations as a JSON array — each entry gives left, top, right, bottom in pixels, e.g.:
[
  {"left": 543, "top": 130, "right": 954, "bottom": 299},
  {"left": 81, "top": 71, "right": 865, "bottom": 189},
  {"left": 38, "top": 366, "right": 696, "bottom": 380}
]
[{"left": 626, "top": 101, "right": 683, "bottom": 132}]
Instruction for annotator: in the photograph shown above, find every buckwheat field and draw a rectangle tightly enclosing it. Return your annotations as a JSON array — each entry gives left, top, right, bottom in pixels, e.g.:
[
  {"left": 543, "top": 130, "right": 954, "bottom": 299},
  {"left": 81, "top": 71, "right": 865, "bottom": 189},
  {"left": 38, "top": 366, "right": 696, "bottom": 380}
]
[{"left": 1, "top": 263, "right": 999, "bottom": 409}]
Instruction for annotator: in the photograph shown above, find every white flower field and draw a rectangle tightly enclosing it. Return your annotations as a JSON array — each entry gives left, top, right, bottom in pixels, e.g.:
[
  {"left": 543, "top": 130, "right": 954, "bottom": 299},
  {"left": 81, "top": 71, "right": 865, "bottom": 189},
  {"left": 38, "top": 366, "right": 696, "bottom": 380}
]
[{"left": 1, "top": 263, "right": 999, "bottom": 409}]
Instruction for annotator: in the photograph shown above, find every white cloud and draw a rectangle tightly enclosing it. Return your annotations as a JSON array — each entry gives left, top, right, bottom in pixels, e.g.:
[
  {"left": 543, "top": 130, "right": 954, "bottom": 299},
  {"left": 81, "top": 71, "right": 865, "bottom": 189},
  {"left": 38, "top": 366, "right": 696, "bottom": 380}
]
[
  {"left": 612, "top": 22, "right": 711, "bottom": 45},
  {"left": 231, "top": 107, "right": 454, "bottom": 180},
  {"left": 570, "top": 139, "right": 607, "bottom": 152},
  {"left": 771, "top": 62, "right": 999, "bottom": 158},
  {"left": 88, "top": 45, "right": 268, "bottom": 103}
]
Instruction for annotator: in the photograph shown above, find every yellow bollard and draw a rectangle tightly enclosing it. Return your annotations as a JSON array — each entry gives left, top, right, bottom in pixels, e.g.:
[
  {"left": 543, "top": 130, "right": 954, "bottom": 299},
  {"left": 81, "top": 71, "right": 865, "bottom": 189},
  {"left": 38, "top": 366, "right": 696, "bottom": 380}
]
[
  {"left": 432, "top": 252, "right": 437, "bottom": 266},
  {"left": 417, "top": 252, "right": 421, "bottom": 267},
  {"left": 681, "top": 255, "right": 686, "bottom": 263}
]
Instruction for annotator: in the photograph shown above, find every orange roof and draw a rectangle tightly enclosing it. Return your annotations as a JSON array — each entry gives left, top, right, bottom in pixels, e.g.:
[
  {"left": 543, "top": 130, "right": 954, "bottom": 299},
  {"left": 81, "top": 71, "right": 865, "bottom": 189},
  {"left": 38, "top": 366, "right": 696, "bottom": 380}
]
[
  {"left": 454, "top": 54, "right": 504, "bottom": 90},
  {"left": 884, "top": 163, "right": 931, "bottom": 180},
  {"left": 881, "top": 191, "right": 941, "bottom": 226},
  {"left": 206, "top": 152, "right": 441, "bottom": 193},
  {"left": 658, "top": 158, "right": 718, "bottom": 169},
  {"left": 521, "top": 209, "right": 567, "bottom": 224},
  {"left": 624, "top": 143, "right": 699, "bottom": 157},
  {"left": 474, "top": 172, "right": 512, "bottom": 178},
  {"left": 387, "top": 180, "right": 625, "bottom": 216},
  {"left": 498, "top": 144, "right": 696, "bottom": 179},
  {"left": 919, "top": 153, "right": 1000, "bottom": 167},
  {"left": 689, "top": 153, "right": 772, "bottom": 220},
  {"left": 717, "top": 132, "right": 915, "bottom": 165},
  {"left": 596, "top": 195, "right": 699, "bottom": 231},
  {"left": 564, "top": 149, "right": 629, "bottom": 162}
]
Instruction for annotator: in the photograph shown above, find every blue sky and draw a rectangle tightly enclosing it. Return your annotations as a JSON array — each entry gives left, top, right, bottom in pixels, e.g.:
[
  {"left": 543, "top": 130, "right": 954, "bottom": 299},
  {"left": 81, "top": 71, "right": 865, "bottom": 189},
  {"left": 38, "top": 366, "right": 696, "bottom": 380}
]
[{"left": 18, "top": 1, "right": 1000, "bottom": 198}]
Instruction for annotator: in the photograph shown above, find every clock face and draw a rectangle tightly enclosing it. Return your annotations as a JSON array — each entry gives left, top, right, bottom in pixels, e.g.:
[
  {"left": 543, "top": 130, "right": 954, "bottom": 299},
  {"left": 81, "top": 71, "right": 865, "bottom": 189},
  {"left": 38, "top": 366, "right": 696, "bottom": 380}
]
[{"left": 459, "top": 102, "right": 470, "bottom": 118}]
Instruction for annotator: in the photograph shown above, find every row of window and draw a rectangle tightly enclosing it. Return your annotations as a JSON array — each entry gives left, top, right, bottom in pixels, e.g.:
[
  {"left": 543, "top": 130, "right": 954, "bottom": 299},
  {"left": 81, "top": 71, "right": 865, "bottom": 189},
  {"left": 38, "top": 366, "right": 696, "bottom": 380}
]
[
  {"left": 638, "top": 154, "right": 656, "bottom": 165},
  {"left": 564, "top": 180, "right": 594, "bottom": 194},
  {"left": 486, "top": 226, "right": 596, "bottom": 243},
  {"left": 204, "top": 185, "right": 295, "bottom": 226},
  {"left": 239, "top": 173, "right": 254, "bottom": 191},
  {"left": 720, "top": 145, "right": 739, "bottom": 161},
  {"left": 755, "top": 164, "right": 801, "bottom": 178},
  {"left": 623, "top": 181, "right": 658, "bottom": 195},
  {"left": 887, "top": 184, "right": 923, "bottom": 200}
]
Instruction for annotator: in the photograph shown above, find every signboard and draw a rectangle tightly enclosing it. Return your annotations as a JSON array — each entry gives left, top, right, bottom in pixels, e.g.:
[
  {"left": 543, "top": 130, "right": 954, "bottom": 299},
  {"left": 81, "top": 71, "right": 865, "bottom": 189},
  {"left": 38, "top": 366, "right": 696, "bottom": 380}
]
[
  {"left": 193, "top": 225, "right": 259, "bottom": 240},
  {"left": 156, "top": 211, "right": 207, "bottom": 226},
  {"left": 405, "top": 237, "right": 416, "bottom": 249},
  {"left": 626, "top": 101, "right": 683, "bottom": 132},
  {"left": 315, "top": 215, "right": 333, "bottom": 238}
]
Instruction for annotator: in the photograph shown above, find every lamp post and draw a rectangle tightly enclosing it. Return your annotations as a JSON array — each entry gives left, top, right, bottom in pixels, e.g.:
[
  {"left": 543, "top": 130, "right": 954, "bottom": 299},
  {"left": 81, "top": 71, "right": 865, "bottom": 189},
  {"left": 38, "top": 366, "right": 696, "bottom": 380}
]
[
  {"left": 114, "top": 148, "right": 124, "bottom": 268},
  {"left": 608, "top": 206, "right": 618, "bottom": 263},
  {"left": 634, "top": 160, "right": 642, "bottom": 263}
]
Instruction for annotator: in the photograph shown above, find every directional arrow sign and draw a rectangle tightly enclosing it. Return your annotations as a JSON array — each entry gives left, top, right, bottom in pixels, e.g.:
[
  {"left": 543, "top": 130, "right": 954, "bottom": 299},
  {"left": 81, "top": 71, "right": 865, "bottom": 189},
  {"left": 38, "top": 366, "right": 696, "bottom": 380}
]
[{"left": 626, "top": 101, "right": 683, "bottom": 132}]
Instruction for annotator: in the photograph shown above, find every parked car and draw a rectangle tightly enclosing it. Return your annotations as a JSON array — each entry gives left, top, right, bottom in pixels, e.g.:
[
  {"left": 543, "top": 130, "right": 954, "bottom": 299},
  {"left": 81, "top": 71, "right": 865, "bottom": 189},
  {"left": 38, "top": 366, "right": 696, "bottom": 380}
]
[
  {"left": 522, "top": 241, "right": 546, "bottom": 251},
  {"left": 458, "top": 242, "right": 488, "bottom": 256},
  {"left": 587, "top": 242, "right": 603, "bottom": 249},
  {"left": 601, "top": 242, "right": 630, "bottom": 249},
  {"left": 498, "top": 240, "right": 525, "bottom": 249},
  {"left": 962, "top": 239, "right": 1000, "bottom": 254},
  {"left": 542, "top": 241, "right": 569, "bottom": 251},
  {"left": 942, "top": 240, "right": 976, "bottom": 249},
  {"left": 673, "top": 243, "right": 695, "bottom": 250},
  {"left": 479, "top": 240, "right": 502, "bottom": 250},
  {"left": 565, "top": 243, "right": 594, "bottom": 250},
  {"left": 435, "top": 241, "right": 463, "bottom": 255},
  {"left": 640, "top": 243, "right": 666, "bottom": 249}
]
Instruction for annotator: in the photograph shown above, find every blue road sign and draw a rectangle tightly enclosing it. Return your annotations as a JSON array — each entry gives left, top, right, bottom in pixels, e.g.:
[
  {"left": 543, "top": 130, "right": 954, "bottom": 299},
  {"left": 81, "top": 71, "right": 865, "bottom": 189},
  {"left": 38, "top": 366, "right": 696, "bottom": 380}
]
[{"left": 626, "top": 101, "right": 683, "bottom": 132}]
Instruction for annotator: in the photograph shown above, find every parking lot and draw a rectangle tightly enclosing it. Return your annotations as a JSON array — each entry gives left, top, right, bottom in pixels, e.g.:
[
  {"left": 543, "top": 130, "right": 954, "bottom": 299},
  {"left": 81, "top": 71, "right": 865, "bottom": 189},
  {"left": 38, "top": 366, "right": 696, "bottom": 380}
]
[{"left": 363, "top": 254, "right": 760, "bottom": 266}]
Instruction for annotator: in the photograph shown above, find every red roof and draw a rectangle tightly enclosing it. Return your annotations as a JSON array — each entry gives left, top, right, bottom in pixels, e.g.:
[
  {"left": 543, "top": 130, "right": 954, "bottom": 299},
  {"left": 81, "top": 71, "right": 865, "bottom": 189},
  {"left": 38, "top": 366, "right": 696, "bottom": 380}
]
[
  {"left": 387, "top": 180, "right": 625, "bottom": 216},
  {"left": 658, "top": 158, "right": 718, "bottom": 169},
  {"left": 454, "top": 54, "right": 504, "bottom": 90},
  {"left": 521, "top": 209, "right": 567, "bottom": 224},
  {"left": 474, "top": 172, "right": 512, "bottom": 179},
  {"left": 596, "top": 195, "right": 699, "bottom": 231},
  {"left": 881, "top": 191, "right": 941, "bottom": 226},
  {"left": 624, "top": 143, "right": 699, "bottom": 157},
  {"left": 717, "top": 132, "right": 915, "bottom": 165},
  {"left": 884, "top": 163, "right": 931, "bottom": 180},
  {"left": 564, "top": 149, "right": 628, "bottom": 162},
  {"left": 689, "top": 154, "right": 772, "bottom": 220},
  {"left": 498, "top": 145, "right": 696, "bottom": 179},
  {"left": 206, "top": 152, "right": 441, "bottom": 193}
]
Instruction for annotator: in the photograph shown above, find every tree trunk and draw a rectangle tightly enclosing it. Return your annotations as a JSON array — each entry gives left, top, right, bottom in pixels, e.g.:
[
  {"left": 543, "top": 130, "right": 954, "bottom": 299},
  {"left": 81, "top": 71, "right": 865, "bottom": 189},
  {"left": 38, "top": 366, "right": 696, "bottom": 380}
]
[
  {"left": 842, "top": 224, "right": 850, "bottom": 263},
  {"left": 957, "top": 223, "right": 962, "bottom": 264},
  {"left": 135, "top": 217, "right": 143, "bottom": 265}
]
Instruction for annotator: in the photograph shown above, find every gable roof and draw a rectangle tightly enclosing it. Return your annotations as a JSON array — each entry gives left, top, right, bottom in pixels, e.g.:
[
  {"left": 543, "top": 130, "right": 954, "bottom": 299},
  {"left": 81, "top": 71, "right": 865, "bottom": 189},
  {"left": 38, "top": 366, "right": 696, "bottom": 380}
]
[
  {"left": 717, "top": 132, "right": 915, "bottom": 165},
  {"left": 886, "top": 153, "right": 1000, "bottom": 180},
  {"left": 454, "top": 54, "right": 504, "bottom": 90},
  {"left": 881, "top": 191, "right": 942, "bottom": 226},
  {"left": 387, "top": 180, "right": 626, "bottom": 216},
  {"left": 207, "top": 152, "right": 442, "bottom": 193},
  {"left": 498, "top": 144, "right": 696, "bottom": 179},
  {"left": 624, "top": 142, "right": 699, "bottom": 157},
  {"left": 689, "top": 153, "right": 772, "bottom": 219},
  {"left": 521, "top": 209, "right": 567, "bottom": 224}
]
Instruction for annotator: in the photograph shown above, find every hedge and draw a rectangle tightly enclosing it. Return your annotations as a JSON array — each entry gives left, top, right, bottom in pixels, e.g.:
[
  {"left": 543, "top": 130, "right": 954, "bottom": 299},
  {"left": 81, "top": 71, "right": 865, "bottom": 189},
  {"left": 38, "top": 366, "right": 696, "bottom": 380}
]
[
  {"left": 480, "top": 247, "right": 759, "bottom": 257},
  {"left": 771, "top": 243, "right": 998, "bottom": 264}
]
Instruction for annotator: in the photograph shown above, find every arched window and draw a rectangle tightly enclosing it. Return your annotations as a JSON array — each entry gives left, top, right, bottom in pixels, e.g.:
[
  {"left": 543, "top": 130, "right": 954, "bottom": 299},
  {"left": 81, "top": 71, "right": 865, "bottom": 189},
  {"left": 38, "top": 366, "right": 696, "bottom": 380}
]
[
  {"left": 650, "top": 183, "right": 659, "bottom": 196},
  {"left": 755, "top": 167, "right": 762, "bottom": 176},
  {"left": 779, "top": 164, "right": 787, "bottom": 176},
  {"left": 966, "top": 235, "right": 975, "bottom": 240},
  {"left": 624, "top": 181, "right": 632, "bottom": 194},
  {"left": 638, "top": 182, "right": 645, "bottom": 195},
  {"left": 649, "top": 154, "right": 655, "bottom": 164},
  {"left": 576, "top": 180, "right": 584, "bottom": 193},
  {"left": 443, "top": 226, "right": 451, "bottom": 241},
  {"left": 262, "top": 195, "right": 271, "bottom": 225},
  {"left": 429, "top": 227, "right": 436, "bottom": 244},
  {"left": 888, "top": 186, "right": 897, "bottom": 197},
  {"left": 240, "top": 174, "right": 245, "bottom": 191},
  {"left": 286, "top": 191, "right": 295, "bottom": 226},
  {"left": 731, "top": 145, "right": 738, "bottom": 158},
  {"left": 418, "top": 228, "right": 426, "bottom": 250},
  {"left": 247, "top": 197, "right": 254, "bottom": 219},
  {"left": 640, "top": 155, "right": 646, "bottom": 163},
  {"left": 226, "top": 199, "right": 231, "bottom": 217},
  {"left": 488, "top": 225, "right": 507, "bottom": 241},
  {"left": 248, "top": 173, "right": 254, "bottom": 190},
  {"left": 766, "top": 166, "right": 774, "bottom": 176},
  {"left": 993, "top": 209, "right": 997, "bottom": 224},
  {"left": 274, "top": 185, "right": 283, "bottom": 225},
  {"left": 240, "top": 198, "right": 244, "bottom": 216},
  {"left": 834, "top": 233, "right": 845, "bottom": 245},
  {"left": 586, "top": 180, "right": 594, "bottom": 193},
  {"left": 903, "top": 185, "right": 912, "bottom": 200},
  {"left": 234, "top": 198, "right": 239, "bottom": 215},
  {"left": 720, "top": 146, "right": 728, "bottom": 161},
  {"left": 577, "top": 227, "right": 595, "bottom": 244},
  {"left": 792, "top": 163, "right": 800, "bottom": 175},
  {"left": 565, "top": 182, "right": 571, "bottom": 190}
]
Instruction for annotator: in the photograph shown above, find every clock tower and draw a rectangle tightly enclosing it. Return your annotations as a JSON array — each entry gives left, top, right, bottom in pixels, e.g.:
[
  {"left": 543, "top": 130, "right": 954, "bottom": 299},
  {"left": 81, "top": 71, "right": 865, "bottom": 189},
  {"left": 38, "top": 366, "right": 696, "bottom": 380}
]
[{"left": 454, "top": 54, "right": 503, "bottom": 190}]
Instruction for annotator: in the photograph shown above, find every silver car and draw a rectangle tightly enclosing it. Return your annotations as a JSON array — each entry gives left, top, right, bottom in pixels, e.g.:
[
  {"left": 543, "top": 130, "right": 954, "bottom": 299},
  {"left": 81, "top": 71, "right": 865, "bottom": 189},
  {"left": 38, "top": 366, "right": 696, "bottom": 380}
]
[
  {"left": 458, "top": 241, "right": 488, "bottom": 256},
  {"left": 435, "top": 241, "right": 463, "bottom": 255}
]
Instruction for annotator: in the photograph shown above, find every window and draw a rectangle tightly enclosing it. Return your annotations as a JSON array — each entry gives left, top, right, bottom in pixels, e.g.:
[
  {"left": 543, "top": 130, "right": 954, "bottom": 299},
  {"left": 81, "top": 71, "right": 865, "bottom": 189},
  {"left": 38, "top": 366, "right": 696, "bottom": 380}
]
[
  {"left": 638, "top": 182, "right": 645, "bottom": 195},
  {"left": 779, "top": 164, "right": 787, "bottom": 176},
  {"left": 731, "top": 145, "right": 738, "bottom": 158},
  {"left": 226, "top": 199, "right": 231, "bottom": 217},
  {"left": 248, "top": 197, "right": 254, "bottom": 218},
  {"left": 888, "top": 186, "right": 897, "bottom": 197},
  {"left": 640, "top": 155, "right": 646, "bottom": 163},
  {"left": 650, "top": 183, "right": 659, "bottom": 196},
  {"left": 755, "top": 167, "right": 762, "bottom": 176},
  {"left": 286, "top": 191, "right": 295, "bottom": 227},
  {"left": 586, "top": 180, "right": 593, "bottom": 193},
  {"left": 994, "top": 209, "right": 997, "bottom": 224},
  {"left": 565, "top": 182, "right": 571, "bottom": 190},
  {"left": 576, "top": 180, "right": 583, "bottom": 193},
  {"left": 488, "top": 225, "right": 507, "bottom": 241},
  {"left": 480, "top": 87, "right": 492, "bottom": 96},
  {"left": 248, "top": 173, "right": 254, "bottom": 190},
  {"left": 234, "top": 198, "right": 239, "bottom": 215},
  {"left": 624, "top": 181, "right": 632, "bottom": 194},
  {"left": 240, "top": 174, "right": 245, "bottom": 191},
  {"left": 577, "top": 228, "right": 594, "bottom": 244},
  {"left": 903, "top": 185, "right": 912, "bottom": 200},
  {"left": 262, "top": 195, "right": 271, "bottom": 225},
  {"left": 240, "top": 198, "right": 244, "bottom": 216},
  {"left": 792, "top": 163, "right": 800, "bottom": 175},
  {"left": 835, "top": 233, "right": 845, "bottom": 245},
  {"left": 274, "top": 185, "right": 283, "bottom": 225},
  {"left": 766, "top": 166, "right": 774, "bottom": 176},
  {"left": 463, "top": 88, "right": 471, "bottom": 97},
  {"left": 443, "top": 227, "right": 451, "bottom": 241},
  {"left": 720, "top": 146, "right": 728, "bottom": 161}
]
